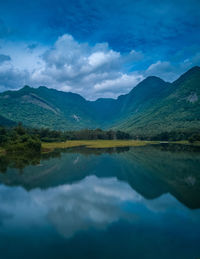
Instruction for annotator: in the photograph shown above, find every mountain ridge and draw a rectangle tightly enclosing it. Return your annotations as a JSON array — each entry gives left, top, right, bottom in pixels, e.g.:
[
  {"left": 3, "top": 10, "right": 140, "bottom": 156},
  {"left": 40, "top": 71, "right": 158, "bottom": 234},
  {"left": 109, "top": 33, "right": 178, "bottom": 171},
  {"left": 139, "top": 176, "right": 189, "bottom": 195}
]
[{"left": 0, "top": 66, "right": 199, "bottom": 134}]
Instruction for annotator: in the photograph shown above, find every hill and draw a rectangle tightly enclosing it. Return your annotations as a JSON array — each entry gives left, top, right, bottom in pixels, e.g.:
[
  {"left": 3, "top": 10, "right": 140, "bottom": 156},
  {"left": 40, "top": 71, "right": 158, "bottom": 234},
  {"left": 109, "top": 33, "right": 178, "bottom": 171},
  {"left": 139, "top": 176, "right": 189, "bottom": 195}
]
[
  {"left": 0, "top": 86, "right": 98, "bottom": 130},
  {"left": 0, "top": 114, "right": 16, "bottom": 127}
]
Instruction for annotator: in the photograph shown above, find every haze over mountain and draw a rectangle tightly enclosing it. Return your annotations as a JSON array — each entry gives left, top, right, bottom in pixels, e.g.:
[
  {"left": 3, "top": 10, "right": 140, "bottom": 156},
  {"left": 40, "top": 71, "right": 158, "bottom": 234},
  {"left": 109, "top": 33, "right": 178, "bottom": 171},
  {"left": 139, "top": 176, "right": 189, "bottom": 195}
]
[{"left": 0, "top": 66, "right": 199, "bottom": 135}]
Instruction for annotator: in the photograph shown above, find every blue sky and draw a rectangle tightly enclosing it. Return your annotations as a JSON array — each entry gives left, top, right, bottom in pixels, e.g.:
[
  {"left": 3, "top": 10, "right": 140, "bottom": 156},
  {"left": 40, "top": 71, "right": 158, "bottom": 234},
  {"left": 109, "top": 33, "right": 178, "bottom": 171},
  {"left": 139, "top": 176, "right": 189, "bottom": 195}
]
[{"left": 0, "top": 0, "right": 200, "bottom": 99}]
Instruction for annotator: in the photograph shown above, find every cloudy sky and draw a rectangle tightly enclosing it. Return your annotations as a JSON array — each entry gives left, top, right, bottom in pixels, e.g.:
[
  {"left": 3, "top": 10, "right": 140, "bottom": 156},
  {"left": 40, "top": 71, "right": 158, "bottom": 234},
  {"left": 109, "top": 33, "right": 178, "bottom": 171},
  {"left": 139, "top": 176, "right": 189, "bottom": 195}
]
[{"left": 0, "top": 0, "right": 200, "bottom": 100}]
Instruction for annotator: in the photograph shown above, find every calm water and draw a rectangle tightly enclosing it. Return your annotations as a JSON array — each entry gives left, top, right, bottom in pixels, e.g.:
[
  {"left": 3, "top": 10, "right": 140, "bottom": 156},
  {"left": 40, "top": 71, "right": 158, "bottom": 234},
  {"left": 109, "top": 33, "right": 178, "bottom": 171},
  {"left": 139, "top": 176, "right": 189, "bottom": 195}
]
[{"left": 0, "top": 145, "right": 200, "bottom": 259}]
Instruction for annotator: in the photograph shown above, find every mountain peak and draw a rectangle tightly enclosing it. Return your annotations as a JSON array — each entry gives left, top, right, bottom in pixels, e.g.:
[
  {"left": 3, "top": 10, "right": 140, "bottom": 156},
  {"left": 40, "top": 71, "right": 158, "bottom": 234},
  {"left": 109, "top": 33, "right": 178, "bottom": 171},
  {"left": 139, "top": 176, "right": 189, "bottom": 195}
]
[
  {"left": 181, "top": 66, "right": 200, "bottom": 77},
  {"left": 187, "top": 66, "right": 200, "bottom": 73},
  {"left": 143, "top": 76, "right": 166, "bottom": 84},
  {"left": 145, "top": 75, "right": 163, "bottom": 81},
  {"left": 18, "top": 85, "right": 33, "bottom": 93},
  {"left": 174, "top": 66, "right": 200, "bottom": 85},
  {"left": 22, "top": 85, "right": 31, "bottom": 90},
  {"left": 132, "top": 75, "right": 166, "bottom": 91},
  {"left": 39, "top": 86, "right": 48, "bottom": 89}
]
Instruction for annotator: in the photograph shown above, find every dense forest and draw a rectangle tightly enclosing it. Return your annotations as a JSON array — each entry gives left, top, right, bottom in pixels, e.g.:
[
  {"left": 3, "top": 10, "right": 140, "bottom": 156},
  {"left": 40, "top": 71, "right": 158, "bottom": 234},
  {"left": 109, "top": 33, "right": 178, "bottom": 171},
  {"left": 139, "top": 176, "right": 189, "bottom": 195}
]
[
  {"left": 31, "top": 127, "right": 131, "bottom": 142},
  {"left": 0, "top": 123, "right": 41, "bottom": 154},
  {"left": 132, "top": 131, "right": 200, "bottom": 143}
]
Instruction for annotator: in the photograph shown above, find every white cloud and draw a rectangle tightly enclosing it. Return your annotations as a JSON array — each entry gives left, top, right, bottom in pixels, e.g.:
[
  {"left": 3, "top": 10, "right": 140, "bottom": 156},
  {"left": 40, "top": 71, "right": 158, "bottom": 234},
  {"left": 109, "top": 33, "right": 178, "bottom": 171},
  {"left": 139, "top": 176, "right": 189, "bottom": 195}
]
[
  {"left": 145, "top": 55, "right": 200, "bottom": 82},
  {"left": 0, "top": 34, "right": 199, "bottom": 99},
  {"left": 94, "top": 73, "right": 144, "bottom": 93},
  {"left": 88, "top": 50, "right": 120, "bottom": 68},
  {"left": 145, "top": 61, "right": 178, "bottom": 81},
  {"left": 33, "top": 34, "right": 143, "bottom": 99},
  {"left": 0, "top": 176, "right": 140, "bottom": 238},
  {"left": 5, "top": 34, "right": 139, "bottom": 99}
]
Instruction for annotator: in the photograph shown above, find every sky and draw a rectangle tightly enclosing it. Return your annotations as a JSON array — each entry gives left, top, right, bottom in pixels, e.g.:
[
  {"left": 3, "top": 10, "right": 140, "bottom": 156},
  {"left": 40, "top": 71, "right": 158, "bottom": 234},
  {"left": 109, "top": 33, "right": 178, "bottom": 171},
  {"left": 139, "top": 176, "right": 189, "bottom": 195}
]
[{"left": 0, "top": 0, "right": 200, "bottom": 100}]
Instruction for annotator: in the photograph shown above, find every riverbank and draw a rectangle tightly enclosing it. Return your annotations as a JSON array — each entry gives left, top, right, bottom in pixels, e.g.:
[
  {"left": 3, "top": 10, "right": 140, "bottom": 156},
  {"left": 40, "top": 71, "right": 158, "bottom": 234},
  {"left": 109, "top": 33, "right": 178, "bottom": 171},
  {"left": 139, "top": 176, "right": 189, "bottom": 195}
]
[
  {"left": 42, "top": 140, "right": 155, "bottom": 152},
  {"left": 41, "top": 139, "right": 200, "bottom": 153},
  {"left": 1, "top": 140, "right": 200, "bottom": 155}
]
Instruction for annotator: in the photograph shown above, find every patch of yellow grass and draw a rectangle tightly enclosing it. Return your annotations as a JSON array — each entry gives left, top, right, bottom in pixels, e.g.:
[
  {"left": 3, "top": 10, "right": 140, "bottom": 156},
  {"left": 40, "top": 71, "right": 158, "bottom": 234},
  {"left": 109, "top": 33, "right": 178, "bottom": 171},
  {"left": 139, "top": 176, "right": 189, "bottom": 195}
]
[
  {"left": 0, "top": 147, "right": 5, "bottom": 156},
  {"left": 42, "top": 140, "right": 156, "bottom": 152}
]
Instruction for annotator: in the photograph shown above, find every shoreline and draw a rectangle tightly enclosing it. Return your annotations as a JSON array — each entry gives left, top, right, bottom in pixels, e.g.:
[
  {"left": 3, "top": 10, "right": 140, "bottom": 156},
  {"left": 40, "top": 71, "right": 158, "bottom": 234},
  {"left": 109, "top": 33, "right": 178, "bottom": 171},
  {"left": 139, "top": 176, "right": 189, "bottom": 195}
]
[
  {"left": 41, "top": 140, "right": 155, "bottom": 153},
  {"left": 1, "top": 140, "right": 200, "bottom": 156},
  {"left": 41, "top": 140, "right": 200, "bottom": 153}
]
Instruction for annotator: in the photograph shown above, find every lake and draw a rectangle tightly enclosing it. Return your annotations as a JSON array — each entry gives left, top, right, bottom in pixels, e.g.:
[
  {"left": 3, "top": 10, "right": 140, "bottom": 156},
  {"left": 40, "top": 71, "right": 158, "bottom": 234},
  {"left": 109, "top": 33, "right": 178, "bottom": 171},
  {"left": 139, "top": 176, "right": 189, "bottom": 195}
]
[{"left": 0, "top": 144, "right": 200, "bottom": 259}]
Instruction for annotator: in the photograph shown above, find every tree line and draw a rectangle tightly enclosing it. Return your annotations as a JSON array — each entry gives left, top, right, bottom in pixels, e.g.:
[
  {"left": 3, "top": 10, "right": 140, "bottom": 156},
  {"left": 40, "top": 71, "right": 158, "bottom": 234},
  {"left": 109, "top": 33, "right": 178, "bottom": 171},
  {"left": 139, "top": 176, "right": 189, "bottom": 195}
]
[
  {"left": 132, "top": 130, "right": 200, "bottom": 143},
  {"left": 0, "top": 124, "right": 131, "bottom": 153},
  {"left": 30, "top": 128, "right": 131, "bottom": 142},
  {"left": 0, "top": 123, "right": 199, "bottom": 155}
]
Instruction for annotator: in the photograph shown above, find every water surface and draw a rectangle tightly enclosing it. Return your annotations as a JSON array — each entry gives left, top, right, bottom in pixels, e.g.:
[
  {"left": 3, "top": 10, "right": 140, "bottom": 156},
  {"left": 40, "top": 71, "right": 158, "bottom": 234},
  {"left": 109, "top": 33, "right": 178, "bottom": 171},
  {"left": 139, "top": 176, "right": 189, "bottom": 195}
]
[{"left": 0, "top": 145, "right": 200, "bottom": 259}]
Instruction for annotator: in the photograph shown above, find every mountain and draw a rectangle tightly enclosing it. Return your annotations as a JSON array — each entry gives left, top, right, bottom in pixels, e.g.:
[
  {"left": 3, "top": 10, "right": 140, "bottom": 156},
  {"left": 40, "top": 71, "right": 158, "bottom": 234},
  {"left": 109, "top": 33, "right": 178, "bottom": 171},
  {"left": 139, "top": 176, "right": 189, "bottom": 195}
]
[
  {"left": 0, "top": 114, "right": 16, "bottom": 127},
  {"left": 0, "top": 66, "right": 199, "bottom": 134},
  {"left": 114, "top": 66, "right": 200, "bottom": 135},
  {"left": 0, "top": 85, "right": 98, "bottom": 130}
]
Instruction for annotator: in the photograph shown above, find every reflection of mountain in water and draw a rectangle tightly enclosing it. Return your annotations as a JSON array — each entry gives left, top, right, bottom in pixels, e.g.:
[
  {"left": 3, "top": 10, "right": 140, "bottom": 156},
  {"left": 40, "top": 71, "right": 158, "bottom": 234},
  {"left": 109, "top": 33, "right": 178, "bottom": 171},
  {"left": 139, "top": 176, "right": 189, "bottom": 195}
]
[
  {"left": 0, "top": 144, "right": 200, "bottom": 209},
  {"left": 119, "top": 146, "right": 200, "bottom": 209}
]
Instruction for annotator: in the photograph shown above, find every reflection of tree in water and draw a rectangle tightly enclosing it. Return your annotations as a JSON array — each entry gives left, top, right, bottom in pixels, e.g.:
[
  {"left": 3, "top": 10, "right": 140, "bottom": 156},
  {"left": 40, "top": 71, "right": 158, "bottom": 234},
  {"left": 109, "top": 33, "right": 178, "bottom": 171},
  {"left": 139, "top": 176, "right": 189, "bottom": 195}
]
[
  {"left": 0, "top": 144, "right": 199, "bottom": 174},
  {"left": 0, "top": 152, "right": 41, "bottom": 173},
  {"left": 60, "top": 146, "right": 130, "bottom": 156},
  {"left": 152, "top": 143, "right": 200, "bottom": 152},
  {"left": 0, "top": 146, "right": 130, "bottom": 173}
]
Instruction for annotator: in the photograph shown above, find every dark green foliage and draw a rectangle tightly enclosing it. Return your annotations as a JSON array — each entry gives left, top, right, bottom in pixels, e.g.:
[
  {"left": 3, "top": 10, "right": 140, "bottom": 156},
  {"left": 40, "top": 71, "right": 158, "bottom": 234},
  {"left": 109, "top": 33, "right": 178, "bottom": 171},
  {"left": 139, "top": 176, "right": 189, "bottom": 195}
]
[
  {"left": 132, "top": 130, "right": 200, "bottom": 142},
  {"left": 31, "top": 127, "right": 131, "bottom": 141},
  {"left": 0, "top": 123, "right": 41, "bottom": 153},
  {"left": 188, "top": 133, "right": 200, "bottom": 143},
  {"left": 15, "top": 122, "right": 26, "bottom": 135}
]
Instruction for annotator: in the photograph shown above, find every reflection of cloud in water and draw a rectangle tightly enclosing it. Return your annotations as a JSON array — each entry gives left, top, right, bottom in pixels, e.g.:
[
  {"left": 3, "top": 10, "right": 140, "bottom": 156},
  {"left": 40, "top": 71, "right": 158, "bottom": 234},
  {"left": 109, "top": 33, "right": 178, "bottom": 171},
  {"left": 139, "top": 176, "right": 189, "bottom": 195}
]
[
  {"left": 34, "top": 176, "right": 141, "bottom": 237},
  {"left": 184, "top": 176, "right": 196, "bottom": 186},
  {"left": 73, "top": 156, "right": 80, "bottom": 165},
  {"left": 0, "top": 176, "right": 199, "bottom": 238}
]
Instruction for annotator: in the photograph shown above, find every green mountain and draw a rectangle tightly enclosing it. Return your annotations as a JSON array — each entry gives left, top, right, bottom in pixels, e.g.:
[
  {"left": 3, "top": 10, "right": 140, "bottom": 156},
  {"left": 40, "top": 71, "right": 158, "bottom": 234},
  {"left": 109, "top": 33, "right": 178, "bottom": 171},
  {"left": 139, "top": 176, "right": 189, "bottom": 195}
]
[
  {"left": 0, "top": 66, "right": 199, "bottom": 134},
  {"left": 114, "top": 66, "right": 200, "bottom": 135},
  {"left": 0, "top": 86, "right": 98, "bottom": 130},
  {"left": 0, "top": 114, "right": 16, "bottom": 127}
]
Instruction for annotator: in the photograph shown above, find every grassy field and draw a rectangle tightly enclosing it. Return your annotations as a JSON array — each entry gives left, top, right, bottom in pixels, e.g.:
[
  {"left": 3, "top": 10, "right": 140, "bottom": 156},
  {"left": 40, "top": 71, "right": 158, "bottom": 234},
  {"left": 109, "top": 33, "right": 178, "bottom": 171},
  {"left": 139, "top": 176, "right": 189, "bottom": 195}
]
[
  {"left": 42, "top": 139, "right": 200, "bottom": 153},
  {"left": 42, "top": 140, "right": 156, "bottom": 152},
  {"left": 1, "top": 140, "right": 199, "bottom": 155}
]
